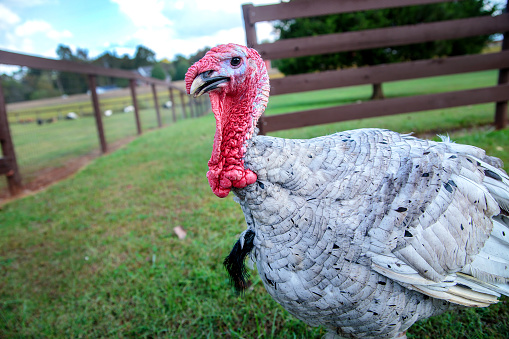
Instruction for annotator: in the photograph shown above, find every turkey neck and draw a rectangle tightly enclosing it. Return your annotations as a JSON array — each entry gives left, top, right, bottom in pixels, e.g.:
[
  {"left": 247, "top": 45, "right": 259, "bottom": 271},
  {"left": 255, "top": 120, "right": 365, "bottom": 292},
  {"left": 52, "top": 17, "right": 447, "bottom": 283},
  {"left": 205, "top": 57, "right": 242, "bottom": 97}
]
[{"left": 207, "top": 78, "right": 269, "bottom": 198}]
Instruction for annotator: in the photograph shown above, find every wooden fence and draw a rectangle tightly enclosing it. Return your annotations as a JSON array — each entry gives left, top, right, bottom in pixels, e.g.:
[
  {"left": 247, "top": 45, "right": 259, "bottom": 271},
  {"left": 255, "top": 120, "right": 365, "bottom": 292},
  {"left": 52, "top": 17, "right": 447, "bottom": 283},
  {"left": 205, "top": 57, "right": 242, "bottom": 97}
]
[
  {"left": 0, "top": 50, "right": 208, "bottom": 196},
  {"left": 242, "top": 0, "right": 509, "bottom": 134}
]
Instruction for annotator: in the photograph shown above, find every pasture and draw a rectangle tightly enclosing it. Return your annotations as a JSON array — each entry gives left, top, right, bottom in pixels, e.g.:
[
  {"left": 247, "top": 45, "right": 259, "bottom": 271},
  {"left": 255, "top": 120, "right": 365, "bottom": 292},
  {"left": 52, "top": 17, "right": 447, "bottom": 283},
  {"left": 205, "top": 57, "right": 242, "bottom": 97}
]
[
  {"left": 0, "top": 85, "right": 199, "bottom": 195},
  {"left": 1, "top": 69, "right": 508, "bottom": 338},
  {"left": 0, "top": 70, "right": 502, "bottom": 195}
]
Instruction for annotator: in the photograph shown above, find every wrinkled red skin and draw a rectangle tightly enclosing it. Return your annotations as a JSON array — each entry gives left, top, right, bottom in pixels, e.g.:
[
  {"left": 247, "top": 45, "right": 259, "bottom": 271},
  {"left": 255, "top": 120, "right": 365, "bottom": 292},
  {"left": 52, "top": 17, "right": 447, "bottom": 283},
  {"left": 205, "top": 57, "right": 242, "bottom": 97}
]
[
  {"left": 185, "top": 44, "right": 268, "bottom": 198},
  {"left": 206, "top": 91, "right": 258, "bottom": 198}
]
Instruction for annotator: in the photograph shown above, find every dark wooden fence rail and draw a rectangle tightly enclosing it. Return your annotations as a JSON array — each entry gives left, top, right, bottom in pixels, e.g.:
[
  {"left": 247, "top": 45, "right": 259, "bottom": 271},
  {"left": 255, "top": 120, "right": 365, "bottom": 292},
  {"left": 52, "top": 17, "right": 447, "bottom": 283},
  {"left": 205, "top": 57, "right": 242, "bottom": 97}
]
[
  {"left": 242, "top": 0, "right": 509, "bottom": 134},
  {"left": 0, "top": 50, "right": 208, "bottom": 196}
]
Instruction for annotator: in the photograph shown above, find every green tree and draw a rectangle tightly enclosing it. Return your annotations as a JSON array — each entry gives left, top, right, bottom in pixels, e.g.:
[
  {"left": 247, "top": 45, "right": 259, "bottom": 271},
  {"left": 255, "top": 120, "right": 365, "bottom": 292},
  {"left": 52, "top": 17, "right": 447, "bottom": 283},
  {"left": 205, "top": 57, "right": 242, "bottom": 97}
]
[
  {"left": 189, "top": 47, "right": 210, "bottom": 64},
  {"left": 55, "top": 44, "right": 88, "bottom": 94},
  {"left": 171, "top": 55, "right": 191, "bottom": 81},
  {"left": 151, "top": 63, "right": 167, "bottom": 80},
  {"left": 273, "top": 0, "right": 497, "bottom": 99},
  {"left": 134, "top": 45, "right": 156, "bottom": 68},
  {"left": 119, "top": 54, "right": 135, "bottom": 70},
  {"left": 56, "top": 44, "right": 74, "bottom": 61},
  {"left": 30, "top": 72, "right": 60, "bottom": 100},
  {"left": 1, "top": 73, "right": 28, "bottom": 103}
]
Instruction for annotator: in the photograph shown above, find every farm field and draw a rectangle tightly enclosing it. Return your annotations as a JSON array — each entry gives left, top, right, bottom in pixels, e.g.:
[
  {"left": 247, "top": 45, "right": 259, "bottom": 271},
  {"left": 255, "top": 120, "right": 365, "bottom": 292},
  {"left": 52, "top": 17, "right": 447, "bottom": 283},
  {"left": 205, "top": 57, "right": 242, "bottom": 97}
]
[
  {"left": 1, "top": 69, "right": 508, "bottom": 338},
  {"left": 5, "top": 83, "right": 187, "bottom": 123},
  {"left": 0, "top": 85, "right": 206, "bottom": 196},
  {"left": 0, "top": 70, "right": 501, "bottom": 196}
]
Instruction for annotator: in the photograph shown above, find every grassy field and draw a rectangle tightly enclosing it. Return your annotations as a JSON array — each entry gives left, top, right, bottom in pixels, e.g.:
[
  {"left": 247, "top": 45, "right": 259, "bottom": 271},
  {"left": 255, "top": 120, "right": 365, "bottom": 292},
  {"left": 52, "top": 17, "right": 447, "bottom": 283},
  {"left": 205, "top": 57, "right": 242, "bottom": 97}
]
[
  {"left": 0, "top": 92, "right": 207, "bottom": 193},
  {"left": 1, "top": 70, "right": 508, "bottom": 338},
  {"left": 1, "top": 70, "right": 500, "bottom": 191}
]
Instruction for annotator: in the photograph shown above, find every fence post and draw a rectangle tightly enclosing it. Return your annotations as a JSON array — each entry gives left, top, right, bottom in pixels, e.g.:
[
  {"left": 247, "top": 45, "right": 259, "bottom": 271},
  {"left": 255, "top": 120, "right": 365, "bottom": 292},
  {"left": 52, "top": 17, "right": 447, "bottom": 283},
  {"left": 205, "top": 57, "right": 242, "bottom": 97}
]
[
  {"left": 203, "top": 96, "right": 210, "bottom": 115},
  {"left": 169, "top": 87, "right": 177, "bottom": 123},
  {"left": 200, "top": 96, "right": 207, "bottom": 116},
  {"left": 495, "top": 2, "right": 508, "bottom": 129},
  {"left": 0, "top": 81, "right": 22, "bottom": 195},
  {"left": 87, "top": 75, "right": 107, "bottom": 153},
  {"left": 258, "top": 115, "right": 266, "bottom": 135},
  {"left": 242, "top": 4, "right": 258, "bottom": 48},
  {"left": 179, "top": 91, "right": 187, "bottom": 119},
  {"left": 189, "top": 98, "right": 196, "bottom": 118},
  {"left": 151, "top": 83, "right": 162, "bottom": 127},
  {"left": 129, "top": 79, "right": 142, "bottom": 135},
  {"left": 196, "top": 97, "right": 201, "bottom": 116}
]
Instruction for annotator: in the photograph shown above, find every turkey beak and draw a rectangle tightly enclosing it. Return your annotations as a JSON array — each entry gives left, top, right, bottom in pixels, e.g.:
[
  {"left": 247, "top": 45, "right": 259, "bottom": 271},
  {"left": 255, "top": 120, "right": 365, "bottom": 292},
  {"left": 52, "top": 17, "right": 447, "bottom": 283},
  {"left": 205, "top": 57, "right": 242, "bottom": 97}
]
[{"left": 190, "top": 70, "right": 230, "bottom": 97}]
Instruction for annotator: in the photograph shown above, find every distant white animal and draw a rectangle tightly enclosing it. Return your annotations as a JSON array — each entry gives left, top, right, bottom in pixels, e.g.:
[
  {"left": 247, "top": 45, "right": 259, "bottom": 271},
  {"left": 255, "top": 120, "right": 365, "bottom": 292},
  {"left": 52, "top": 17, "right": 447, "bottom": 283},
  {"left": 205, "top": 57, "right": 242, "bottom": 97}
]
[
  {"left": 163, "top": 100, "right": 173, "bottom": 108},
  {"left": 123, "top": 105, "right": 134, "bottom": 113},
  {"left": 104, "top": 109, "right": 113, "bottom": 117},
  {"left": 66, "top": 112, "right": 78, "bottom": 120}
]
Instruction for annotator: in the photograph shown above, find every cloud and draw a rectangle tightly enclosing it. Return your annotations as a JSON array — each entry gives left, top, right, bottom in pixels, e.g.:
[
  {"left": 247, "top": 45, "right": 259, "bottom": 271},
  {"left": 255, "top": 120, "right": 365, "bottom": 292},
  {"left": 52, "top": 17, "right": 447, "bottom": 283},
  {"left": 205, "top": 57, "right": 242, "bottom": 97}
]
[
  {"left": 103, "top": 0, "right": 280, "bottom": 62},
  {"left": 0, "top": 3, "right": 21, "bottom": 29},
  {"left": 110, "top": 0, "right": 172, "bottom": 28},
  {"left": 14, "top": 19, "right": 72, "bottom": 40},
  {"left": 3, "top": 0, "right": 56, "bottom": 7},
  {"left": 109, "top": 0, "right": 276, "bottom": 44},
  {"left": 124, "top": 25, "right": 248, "bottom": 61}
]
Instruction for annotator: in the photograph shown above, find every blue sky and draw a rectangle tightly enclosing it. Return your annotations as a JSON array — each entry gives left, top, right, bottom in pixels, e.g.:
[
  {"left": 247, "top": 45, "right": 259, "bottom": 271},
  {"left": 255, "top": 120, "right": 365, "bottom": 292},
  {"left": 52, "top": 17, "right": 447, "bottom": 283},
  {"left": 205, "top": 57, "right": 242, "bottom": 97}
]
[
  {"left": 0, "top": 0, "right": 506, "bottom": 67},
  {"left": 0, "top": 0, "right": 277, "bottom": 62}
]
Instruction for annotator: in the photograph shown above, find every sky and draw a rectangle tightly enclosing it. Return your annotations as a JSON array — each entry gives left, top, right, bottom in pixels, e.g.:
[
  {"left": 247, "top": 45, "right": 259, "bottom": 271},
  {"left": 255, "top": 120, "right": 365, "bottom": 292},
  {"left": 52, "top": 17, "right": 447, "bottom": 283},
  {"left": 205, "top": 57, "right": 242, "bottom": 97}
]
[
  {"left": 0, "top": 0, "right": 506, "bottom": 71},
  {"left": 0, "top": 0, "right": 278, "bottom": 65}
]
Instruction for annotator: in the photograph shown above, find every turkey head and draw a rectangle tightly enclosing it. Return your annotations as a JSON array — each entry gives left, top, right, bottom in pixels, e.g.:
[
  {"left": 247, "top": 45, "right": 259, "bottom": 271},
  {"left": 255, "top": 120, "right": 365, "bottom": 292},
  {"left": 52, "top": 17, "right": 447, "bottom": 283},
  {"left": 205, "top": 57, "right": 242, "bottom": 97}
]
[{"left": 185, "top": 44, "right": 270, "bottom": 198}]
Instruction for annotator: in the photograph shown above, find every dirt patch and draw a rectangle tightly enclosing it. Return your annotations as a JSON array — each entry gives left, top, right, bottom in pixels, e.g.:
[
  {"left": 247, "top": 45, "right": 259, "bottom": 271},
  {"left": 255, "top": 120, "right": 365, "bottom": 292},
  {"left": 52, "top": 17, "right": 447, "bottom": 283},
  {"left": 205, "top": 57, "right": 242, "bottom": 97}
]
[{"left": 0, "top": 136, "right": 135, "bottom": 205}]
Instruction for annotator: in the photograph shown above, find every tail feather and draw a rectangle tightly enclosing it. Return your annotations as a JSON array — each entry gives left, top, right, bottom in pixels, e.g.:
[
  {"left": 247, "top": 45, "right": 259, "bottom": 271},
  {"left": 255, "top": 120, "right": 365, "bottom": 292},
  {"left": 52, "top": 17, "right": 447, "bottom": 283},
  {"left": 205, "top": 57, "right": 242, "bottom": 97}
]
[
  {"left": 461, "top": 210, "right": 509, "bottom": 293},
  {"left": 456, "top": 272, "right": 509, "bottom": 296},
  {"left": 456, "top": 153, "right": 509, "bottom": 298}
]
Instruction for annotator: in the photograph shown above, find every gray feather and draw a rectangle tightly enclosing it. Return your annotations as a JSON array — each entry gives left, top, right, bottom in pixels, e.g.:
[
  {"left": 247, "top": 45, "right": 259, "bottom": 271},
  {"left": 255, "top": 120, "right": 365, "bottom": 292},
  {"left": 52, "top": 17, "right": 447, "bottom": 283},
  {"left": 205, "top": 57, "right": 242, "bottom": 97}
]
[{"left": 232, "top": 128, "right": 509, "bottom": 338}]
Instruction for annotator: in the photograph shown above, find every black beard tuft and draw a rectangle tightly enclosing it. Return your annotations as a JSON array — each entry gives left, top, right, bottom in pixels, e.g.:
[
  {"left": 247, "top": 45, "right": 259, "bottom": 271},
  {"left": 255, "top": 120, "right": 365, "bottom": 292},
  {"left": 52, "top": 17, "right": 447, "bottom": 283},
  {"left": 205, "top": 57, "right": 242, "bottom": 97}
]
[{"left": 223, "top": 229, "right": 255, "bottom": 293}]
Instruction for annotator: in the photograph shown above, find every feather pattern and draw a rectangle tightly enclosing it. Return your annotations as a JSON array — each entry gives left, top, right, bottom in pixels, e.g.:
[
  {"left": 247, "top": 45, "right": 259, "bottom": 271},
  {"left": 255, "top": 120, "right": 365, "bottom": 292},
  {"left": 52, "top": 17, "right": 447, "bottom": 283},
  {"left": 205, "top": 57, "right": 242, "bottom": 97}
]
[
  {"left": 232, "top": 129, "right": 509, "bottom": 338},
  {"left": 185, "top": 44, "right": 509, "bottom": 339}
]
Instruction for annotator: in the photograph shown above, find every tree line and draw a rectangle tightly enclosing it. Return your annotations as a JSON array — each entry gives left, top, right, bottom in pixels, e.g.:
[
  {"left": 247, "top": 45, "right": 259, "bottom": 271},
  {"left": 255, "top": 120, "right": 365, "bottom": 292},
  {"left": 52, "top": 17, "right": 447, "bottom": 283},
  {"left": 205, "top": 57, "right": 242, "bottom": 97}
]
[
  {"left": 1, "top": 0, "right": 501, "bottom": 104},
  {"left": 1, "top": 44, "right": 209, "bottom": 104}
]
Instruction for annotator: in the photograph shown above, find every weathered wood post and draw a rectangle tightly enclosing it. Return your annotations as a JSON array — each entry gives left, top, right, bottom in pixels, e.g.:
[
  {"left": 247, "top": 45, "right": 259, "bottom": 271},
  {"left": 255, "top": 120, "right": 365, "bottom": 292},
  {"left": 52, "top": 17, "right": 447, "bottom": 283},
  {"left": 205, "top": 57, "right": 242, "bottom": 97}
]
[
  {"left": 169, "top": 87, "right": 177, "bottom": 123},
  {"left": 495, "top": 0, "right": 508, "bottom": 130},
  {"left": 179, "top": 91, "right": 187, "bottom": 119},
  {"left": 151, "top": 84, "right": 162, "bottom": 127},
  {"left": 87, "top": 75, "right": 107, "bottom": 153},
  {"left": 189, "top": 98, "right": 196, "bottom": 118},
  {"left": 198, "top": 96, "right": 204, "bottom": 116},
  {"left": 129, "top": 79, "right": 142, "bottom": 135},
  {"left": 0, "top": 81, "right": 22, "bottom": 195},
  {"left": 242, "top": 4, "right": 257, "bottom": 48}
]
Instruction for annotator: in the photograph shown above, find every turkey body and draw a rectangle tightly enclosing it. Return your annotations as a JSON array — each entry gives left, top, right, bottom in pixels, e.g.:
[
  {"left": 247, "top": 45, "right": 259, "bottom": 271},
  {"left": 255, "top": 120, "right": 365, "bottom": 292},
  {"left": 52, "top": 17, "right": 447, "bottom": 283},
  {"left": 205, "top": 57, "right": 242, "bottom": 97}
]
[
  {"left": 233, "top": 128, "right": 508, "bottom": 338},
  {"left": 185, "top": 44, "right": 509, "bottom": 339}
]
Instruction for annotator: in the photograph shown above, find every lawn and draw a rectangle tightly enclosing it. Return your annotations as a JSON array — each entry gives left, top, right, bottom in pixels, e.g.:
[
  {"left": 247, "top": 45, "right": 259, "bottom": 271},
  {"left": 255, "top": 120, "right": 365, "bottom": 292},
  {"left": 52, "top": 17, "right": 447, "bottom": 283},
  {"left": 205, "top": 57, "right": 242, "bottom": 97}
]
[
  {"left": 0, "top": 93, "right": 207, "bottom": 193},
  {"left": 0, "top": 69, "right": 508, "bottom": 338}
]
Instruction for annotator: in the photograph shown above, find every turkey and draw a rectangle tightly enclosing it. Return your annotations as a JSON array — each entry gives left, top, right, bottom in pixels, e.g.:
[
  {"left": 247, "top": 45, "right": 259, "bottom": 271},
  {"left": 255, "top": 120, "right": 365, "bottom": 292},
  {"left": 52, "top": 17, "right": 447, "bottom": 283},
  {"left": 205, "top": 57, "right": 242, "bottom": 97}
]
[{"left": 185, "top": 43, "right": 509, "bottom": 338}]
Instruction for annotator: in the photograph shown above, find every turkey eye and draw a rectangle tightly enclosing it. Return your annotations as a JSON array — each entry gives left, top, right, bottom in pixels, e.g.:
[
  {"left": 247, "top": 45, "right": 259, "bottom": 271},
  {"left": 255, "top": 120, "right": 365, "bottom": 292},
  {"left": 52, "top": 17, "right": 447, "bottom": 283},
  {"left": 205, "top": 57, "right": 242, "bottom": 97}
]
[{"left": 230, "top": 57, "right": 242, "bottom": 67}]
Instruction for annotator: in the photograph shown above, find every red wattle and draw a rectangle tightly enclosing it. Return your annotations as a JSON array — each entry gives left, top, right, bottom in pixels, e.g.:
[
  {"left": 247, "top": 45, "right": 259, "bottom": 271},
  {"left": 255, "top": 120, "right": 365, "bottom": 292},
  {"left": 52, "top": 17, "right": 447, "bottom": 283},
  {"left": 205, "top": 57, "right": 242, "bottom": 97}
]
[{"left": 206, "top": 96, "right": 259, "bottom": 198}]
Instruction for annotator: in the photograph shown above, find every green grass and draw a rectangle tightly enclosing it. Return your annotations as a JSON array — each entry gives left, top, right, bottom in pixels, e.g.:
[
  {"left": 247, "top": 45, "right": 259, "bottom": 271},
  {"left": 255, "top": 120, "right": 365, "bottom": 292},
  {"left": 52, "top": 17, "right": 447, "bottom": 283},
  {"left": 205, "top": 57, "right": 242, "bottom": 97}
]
[
  {"left": 1, "top": 95, "right": 205, "bottom": 192},
  {"left": 1, "top": 69, "right": 508, "bottom": 337},
  {"left": 0, "top": 116, "right": 508, "bottom": 338}
]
